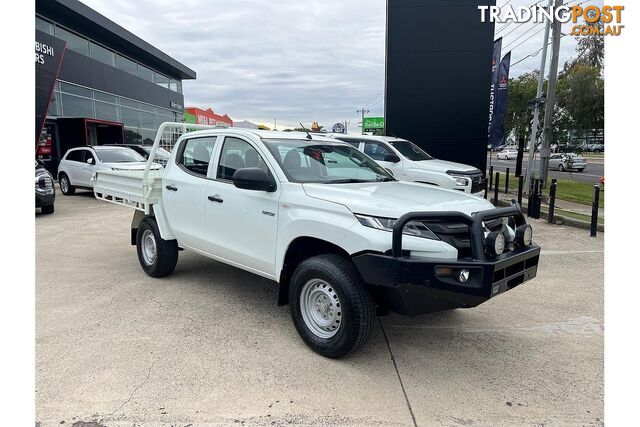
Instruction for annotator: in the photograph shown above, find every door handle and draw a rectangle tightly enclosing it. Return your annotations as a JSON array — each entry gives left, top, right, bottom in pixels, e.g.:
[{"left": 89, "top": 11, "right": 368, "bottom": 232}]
[
  {"left": 165, "top": 184, "right": 178, "bottom": 191},
  {"left": 208, "top": 195, "right": 224, "bottom": 203}
]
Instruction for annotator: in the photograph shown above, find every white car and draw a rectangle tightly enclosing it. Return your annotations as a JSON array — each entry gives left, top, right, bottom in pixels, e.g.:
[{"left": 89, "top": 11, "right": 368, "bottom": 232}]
[
  {"left": 327, "top": 134, "right": 486, "bottom": 197},
  {"left": 92, "top": 124, "right": 540, "bottom": 358},
  {"left": 497, "top": 149, "right": 518, "bottom": 160},
  {"left": 57, "top": 146, "right": 148, "bottom": 195}
]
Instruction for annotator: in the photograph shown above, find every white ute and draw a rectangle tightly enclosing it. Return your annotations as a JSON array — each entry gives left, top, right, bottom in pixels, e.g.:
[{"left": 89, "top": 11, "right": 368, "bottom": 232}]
[
  {"left": 327, "top": 134, "right": 486, "bottom": 197},
  {"left": 93, "top": 123, "right": 540, "bottom": 358}
]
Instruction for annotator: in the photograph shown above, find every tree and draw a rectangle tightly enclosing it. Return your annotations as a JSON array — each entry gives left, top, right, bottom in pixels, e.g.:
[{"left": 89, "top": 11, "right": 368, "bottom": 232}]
[
  {"left": 556, "top": 63, "right": 604, "bottom": 140},
  {"left": 573, "top": 20, "right": 604, "bottom": 69},
  {"left": 504, "top": 71, "right": 539, "bottom": 142}
]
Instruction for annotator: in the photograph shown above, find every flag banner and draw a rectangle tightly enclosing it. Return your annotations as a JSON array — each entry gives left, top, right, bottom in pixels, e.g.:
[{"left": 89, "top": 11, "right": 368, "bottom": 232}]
[
  {"left": 487, "top": 37, "right": 502, "bottom": 141},
  {"left": 489, "top": 52, "right": 511, "bottom": 149}
]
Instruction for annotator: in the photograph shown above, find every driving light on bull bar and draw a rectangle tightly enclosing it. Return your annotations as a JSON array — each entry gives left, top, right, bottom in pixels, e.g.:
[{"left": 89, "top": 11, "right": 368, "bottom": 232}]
[
  {"left": 514, "top": 224, "right": 533, "bottom": 247},
  {"left": 486, "top": 231, "right": 506, "bottom": 257}
]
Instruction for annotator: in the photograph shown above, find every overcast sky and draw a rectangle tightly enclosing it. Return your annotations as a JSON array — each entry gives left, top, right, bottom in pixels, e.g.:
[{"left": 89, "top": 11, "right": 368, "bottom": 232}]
[{"left": 82, "top": 0, "right": 600, "bottom": 131}]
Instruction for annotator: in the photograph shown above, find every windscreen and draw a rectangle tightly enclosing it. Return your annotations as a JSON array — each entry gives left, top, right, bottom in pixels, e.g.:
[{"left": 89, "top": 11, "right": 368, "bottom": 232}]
[
  {"left": 264, "top": 139, "right": 395, "bottom": 184},
  {"left": 95, "top": 148, "right": 145, "bottom": 163},
  {"left": 389, "top": 140, "right": 432, "bottom": 161}
]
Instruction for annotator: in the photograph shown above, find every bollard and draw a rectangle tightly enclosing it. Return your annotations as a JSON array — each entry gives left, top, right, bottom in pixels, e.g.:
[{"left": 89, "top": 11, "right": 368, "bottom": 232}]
[
  {"left": 505, "top": 167, "right": 510, "bottom": 194},
  {"left": 489, "top": 166, "right": 494, "bottom": 190},
  {"left": 484, "top": 178, "right": 488, "bottom": 199},
  {"left": 527, "top": 178, "right": 534, "bottom": 217},
  {"left": 533, "top": 179, "right": 541, "bottom": 219},
  {"left": 548, "top": 179, "right": 557, "bottom": 223},
  {"left": 590, "top": 184, "right": 600, "bottom": 237},
  {"left": 493, "top": 172, "right": 500, "bottom": 205},
  {"left": 517, "top": 176, "right": 524, "bottom": 207}
]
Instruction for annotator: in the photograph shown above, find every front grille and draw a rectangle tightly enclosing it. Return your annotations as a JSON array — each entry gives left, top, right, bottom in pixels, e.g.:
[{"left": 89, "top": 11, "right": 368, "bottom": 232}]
[
  {"left": 470, "top": 173, "right": 485, "bottom": 193},
  {"left": 423, "top": 217, "right": 504, "bottom": 258}
]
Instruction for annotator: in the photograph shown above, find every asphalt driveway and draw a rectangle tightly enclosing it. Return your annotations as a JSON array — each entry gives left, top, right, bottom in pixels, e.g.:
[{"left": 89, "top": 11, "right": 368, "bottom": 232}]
[{"left": 36, "top": 190, "right": 604, "bottom": 426}]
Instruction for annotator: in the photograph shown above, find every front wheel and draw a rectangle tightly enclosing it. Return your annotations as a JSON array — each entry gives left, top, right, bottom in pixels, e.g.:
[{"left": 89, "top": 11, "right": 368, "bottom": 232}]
[
  {"left": 136, "top": 217, "right": 178, "bottom": 277},
  {"left": 289, "top": 254, "right": 375, "bottom": 358},
  {"left": 59, "top": 173, "right": 75, "bottom": 195},
  {"left": 558, "top": 164, "right": 565, "bottom": 172},
  {"left": 41, "top": 205, "right": 54, "bottom": 214}
]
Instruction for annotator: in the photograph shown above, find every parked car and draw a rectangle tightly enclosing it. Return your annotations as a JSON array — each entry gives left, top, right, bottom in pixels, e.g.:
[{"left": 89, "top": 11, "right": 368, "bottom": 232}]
[
  {"left": 326, "top": 134, "right": 485, "bottom": 197},
  {"left": 549, "top": 153, "right": 587, "bottom": 172},
  {"left": 35, "top": 160, "right": 55, "bottom": 214},
  {"left": 584, "top": 143, "right": 604, "bottom": 153},
  {"left": 92, "top": 124, "right": 540, "bottom": 358},
  {"left": 497, "top": 149, "right": 518, "bottom": 160},
  {"left": 104, "top": 144, "right": 172, "bottom": 163},
  {"left": 57, "top": 146, "right": 148, "bottom": 195}
]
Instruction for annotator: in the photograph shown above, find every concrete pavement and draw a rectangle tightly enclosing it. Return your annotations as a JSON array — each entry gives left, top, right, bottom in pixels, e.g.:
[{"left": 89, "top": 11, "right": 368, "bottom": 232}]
[{"left": 36, "top": 190, "right": 603, "bottom": 426}]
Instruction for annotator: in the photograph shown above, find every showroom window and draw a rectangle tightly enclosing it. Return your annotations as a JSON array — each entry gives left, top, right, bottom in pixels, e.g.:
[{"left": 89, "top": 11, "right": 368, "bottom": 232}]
[
  {"left": 154, "top": 73, "right": 170, "bottom": 89},
  {"left": 90, "top": 41, "right": 115, "bottom": 67},
  {"left": 116, "top": 54, "right": 138, "bottom": 75},
  {"left": 54, "top": 26, "right": 89, "bottom": 56},
  {"left": 60, "top": 93, "right": 94, "bottom": 118},
  {"left": 138, "top": 65, "right": 155, "bottom": 82},
  {"left": 36, "top": 17, "right": 54, "bottom": 35},
  {"left": 94, "top": 101, "right": 119, "bottom": 122}
]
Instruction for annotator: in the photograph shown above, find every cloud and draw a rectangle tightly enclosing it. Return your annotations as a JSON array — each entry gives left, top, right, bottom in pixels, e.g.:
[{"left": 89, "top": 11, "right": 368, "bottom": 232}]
[{"left": 81, "top": 0, "right": 596, "bottom": 130}]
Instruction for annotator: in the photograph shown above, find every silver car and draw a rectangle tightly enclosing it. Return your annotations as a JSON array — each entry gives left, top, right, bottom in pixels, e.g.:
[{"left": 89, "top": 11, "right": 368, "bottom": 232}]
[{"left": 549, "top": 153, "right": 587, "bottom": 172}]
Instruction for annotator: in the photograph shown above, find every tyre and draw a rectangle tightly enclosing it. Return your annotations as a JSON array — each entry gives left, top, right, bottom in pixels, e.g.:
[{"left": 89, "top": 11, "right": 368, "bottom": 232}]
[
  {"left": 558, "top": 164, "right": 565, "bottom": 172},
  {"left": 136, "top": 217, "right": 179, "bottom": 278},
  {"left": 594, "top": 149, "right": 601, "bottom": 154},
  {"left": 59, "top": 173, "right": 75, "bottom": 195},
  {"left": 41, "top": 205, "right": 54, "bottom": 214},
  {"left": 289, "top": 254, "right": 375, "bottom": 358}
]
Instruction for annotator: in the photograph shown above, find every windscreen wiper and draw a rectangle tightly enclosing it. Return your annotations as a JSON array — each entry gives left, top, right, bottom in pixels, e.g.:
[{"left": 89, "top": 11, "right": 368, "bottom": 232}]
[{"left": 323, "top": 178, "right": 369, "bottom": 184}]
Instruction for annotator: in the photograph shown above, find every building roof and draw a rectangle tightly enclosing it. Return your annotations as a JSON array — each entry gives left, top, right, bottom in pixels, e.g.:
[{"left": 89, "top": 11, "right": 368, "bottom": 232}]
[{"left": 36, "top": 0, "right": 196, "bottom": 80}]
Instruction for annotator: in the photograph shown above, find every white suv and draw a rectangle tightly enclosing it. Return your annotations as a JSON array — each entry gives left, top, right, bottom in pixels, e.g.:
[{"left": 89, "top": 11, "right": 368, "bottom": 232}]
[
  {"left": 328, "top": 134, "right": 485, "bottom": 197},
  {"left": 57, "top": 146, "right": 147, "bottom": 195}
]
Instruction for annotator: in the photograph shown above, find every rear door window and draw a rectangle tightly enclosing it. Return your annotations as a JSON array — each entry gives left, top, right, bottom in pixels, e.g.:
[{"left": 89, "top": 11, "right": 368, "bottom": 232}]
[
  {"left": 66, "top": 150, "right": 83, "bottom": 162},
  {"left": 176, "top": 137, "right": 217, "bottom": 177}
]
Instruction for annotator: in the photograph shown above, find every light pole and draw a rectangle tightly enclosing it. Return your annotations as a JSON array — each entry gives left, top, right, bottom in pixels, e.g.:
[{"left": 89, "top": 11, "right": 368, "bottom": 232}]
[{"left": 356, "top": 108, "right": 369, "bottom": 135}]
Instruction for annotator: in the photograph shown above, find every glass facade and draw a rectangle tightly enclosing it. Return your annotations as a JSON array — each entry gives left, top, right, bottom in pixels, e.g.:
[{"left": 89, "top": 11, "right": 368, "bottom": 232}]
[
  {"left": 36, "top": 15, "right": 183, "bottom": 94},
  {"left": 47, "top": 81, "right": 181, "bottom": 145}
]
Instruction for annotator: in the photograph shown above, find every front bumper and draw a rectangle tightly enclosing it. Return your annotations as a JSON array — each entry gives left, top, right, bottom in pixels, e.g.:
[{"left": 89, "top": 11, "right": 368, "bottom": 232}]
[{"left": 352, "top": 204, "right": 540, "bottom": 316}]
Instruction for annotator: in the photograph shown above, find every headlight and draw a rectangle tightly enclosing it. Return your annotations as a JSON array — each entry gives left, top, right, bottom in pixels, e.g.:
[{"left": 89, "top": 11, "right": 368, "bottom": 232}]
[
  {"left": 452, "top": 176, "right": 469, "bottom": 186},
  {"left": 355, "top": 214, "right": 439, "bottom": 240}
]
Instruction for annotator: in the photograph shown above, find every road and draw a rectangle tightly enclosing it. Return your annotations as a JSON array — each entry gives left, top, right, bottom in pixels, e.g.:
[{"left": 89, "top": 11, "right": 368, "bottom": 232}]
[
  {"left": 487, "top": 154, "right": 604, "bottom": 184},
  {"left": 36, "top": 191, "right": 603, "bottom": 426}
]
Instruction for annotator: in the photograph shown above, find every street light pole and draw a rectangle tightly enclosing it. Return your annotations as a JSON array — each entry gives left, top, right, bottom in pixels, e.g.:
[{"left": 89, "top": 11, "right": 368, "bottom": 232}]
[
  {"left": 540, "top": 0, "right": 564, "bottom": 188},
  {"left": 525, "top": 0, "right": 553, "bottom": 192},
  {"left": 356, "top": 108, "right": 369, "bottom": 135}
]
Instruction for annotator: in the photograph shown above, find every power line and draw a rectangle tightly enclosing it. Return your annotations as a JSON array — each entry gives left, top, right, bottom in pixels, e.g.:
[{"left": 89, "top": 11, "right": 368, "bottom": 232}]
[
  {"left": 504, "top": 25, "right": 547, "bottom": 51},
  {"left": 502, "top": 25, "right": 544, "bottom": 49}
]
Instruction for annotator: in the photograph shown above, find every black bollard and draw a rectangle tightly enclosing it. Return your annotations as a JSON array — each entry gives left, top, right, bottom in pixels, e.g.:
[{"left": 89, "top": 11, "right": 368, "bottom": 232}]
[
  {"left": 591, "top": 184, "right": 600, "bottom": 237},
  {"left": 533, "top": 179, "right": 541, "bottom": 219},
  {"left": 517, "top": 176, "right": 524, "bottom": 207},
  {"left": 484, "top": 178, "right": 488, "bottom": 199},
  {"left": 489, "top": 166, "right": 494, "bottom": 190},
  {"left": 527, "top": 178, "right": 534, "bottom": 217},
  {"left": 548, "top": 179, "right": 557, "bottom": 223},
  {"left": 505, "top": 168, "right": 510, "bottom": 194},
  {"left": 494, "top": 172, "right": 500, "bottom": 205}
]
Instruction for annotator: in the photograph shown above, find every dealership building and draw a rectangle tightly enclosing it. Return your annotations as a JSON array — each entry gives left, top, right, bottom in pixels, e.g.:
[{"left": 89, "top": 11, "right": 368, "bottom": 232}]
[{"left": 35, "top": 0, "right": 196, "bottom": 173}]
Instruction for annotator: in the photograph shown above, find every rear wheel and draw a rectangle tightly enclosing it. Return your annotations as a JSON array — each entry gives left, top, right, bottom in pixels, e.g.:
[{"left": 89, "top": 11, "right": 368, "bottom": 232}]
[
  {"left": 59, "top": 173, "right": 75, "bottom": 195},
  {"left": 289, "top": 254, "right": 375, "bottom": 358},
  {"left": 136, "top": 217, "right": 178, "bottom": 277}
]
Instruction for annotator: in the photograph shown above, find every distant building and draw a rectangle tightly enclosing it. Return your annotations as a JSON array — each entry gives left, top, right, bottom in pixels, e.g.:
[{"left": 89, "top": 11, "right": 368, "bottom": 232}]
[
  {"left": 184, "top": 107, "right": 233, "bottom": 127},
  {"left": 233, "top": 120, "right": 259, "bottom": 129}
]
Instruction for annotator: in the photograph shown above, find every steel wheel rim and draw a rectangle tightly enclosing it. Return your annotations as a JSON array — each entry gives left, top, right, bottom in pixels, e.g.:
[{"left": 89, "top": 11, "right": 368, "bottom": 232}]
[
  {"left": 60, "top": 177, "right": 68, "bottom": 192},
  {"left": 141, "top": 229, "right": 157, "bottom": 265},
  {"left": 300, "top": 279, "right": 342, "bottom": 339}
]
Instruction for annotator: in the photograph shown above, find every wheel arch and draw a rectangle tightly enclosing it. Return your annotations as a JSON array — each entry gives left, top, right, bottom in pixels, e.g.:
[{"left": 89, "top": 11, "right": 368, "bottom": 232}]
[{"left": 277, "top": 236, "right": 353, "bottom": 306}]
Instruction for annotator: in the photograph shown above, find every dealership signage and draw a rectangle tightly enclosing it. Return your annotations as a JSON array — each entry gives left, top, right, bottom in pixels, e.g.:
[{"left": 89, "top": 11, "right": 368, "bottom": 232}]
[
  {"left": 332, "top": 122, "right": 346, "bottom": 133},
  {"left": 363, "top": 117, "right": 384, "bottom": 131},
  {"left": 35, "top": 30, "right": 66, "bottom": 143}
]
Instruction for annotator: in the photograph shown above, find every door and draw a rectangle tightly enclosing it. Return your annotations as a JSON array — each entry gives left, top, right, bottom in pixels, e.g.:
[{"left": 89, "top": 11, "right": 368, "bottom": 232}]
[
  {"left": 75, "top": 149, "right": 97, "bottom": 187},
  {"left": 162, "top": 136, "right": 217, "bottom": 249},
  {"left": 205, "top": 135, "right": 279, "bottom": 275},
  {"left": 362, "top": 141, "right": 403, "bottom": 177},
  {"left": 548, "top": 155, "right": 559, "bottom": 169}
]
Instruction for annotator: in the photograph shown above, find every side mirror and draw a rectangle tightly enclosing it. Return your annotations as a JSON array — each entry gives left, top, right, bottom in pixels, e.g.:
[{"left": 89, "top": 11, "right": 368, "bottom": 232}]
[
  {"left": 232, "top": 167, "right": 276, "bottom": 192},
  {"left": 86, "top": 158, "right": 94, "bottom": 165},
  {"left": 383, "top": 154, "right": 401, "bottom": 163}
]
